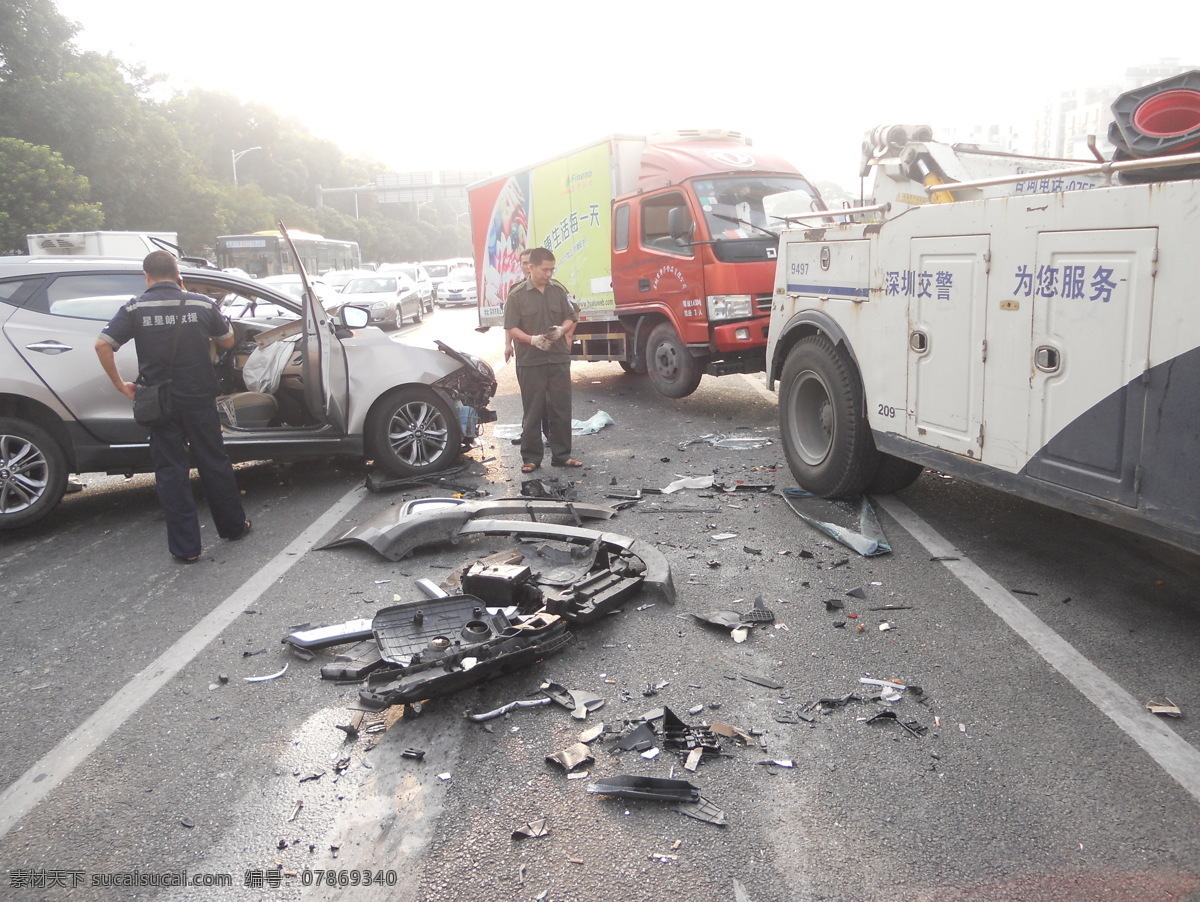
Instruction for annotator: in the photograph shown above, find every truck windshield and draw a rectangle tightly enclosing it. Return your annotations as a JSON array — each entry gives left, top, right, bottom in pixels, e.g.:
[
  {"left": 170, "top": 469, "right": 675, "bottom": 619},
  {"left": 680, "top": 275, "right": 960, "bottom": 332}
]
[{"left": 693, "top": 176, "right": 825, "bottom": 241}]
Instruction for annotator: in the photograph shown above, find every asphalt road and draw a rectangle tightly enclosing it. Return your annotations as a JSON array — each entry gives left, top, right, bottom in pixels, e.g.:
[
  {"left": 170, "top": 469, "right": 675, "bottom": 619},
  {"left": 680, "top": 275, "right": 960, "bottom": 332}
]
[{"left": 2, "top": 306, "right": 1198, "bottom": 902}]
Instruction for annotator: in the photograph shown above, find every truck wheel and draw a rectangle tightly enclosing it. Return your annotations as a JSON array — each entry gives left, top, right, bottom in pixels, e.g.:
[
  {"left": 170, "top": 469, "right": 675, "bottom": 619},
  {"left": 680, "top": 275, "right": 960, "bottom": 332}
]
[
  {"left": 646, "top": 322, "right": 705, "bottom": 398},
  {"left": 367, "top": 387, "right": 462, "bottom": 477},
  {"left": 867, "top": 454, "right": 924, "bottom": 494},
  {"left": 0, "top": 417, "right": 69, "bottom": 530},
  {"left": 778, "top": 335, "right": 879, "bottom": 498}
]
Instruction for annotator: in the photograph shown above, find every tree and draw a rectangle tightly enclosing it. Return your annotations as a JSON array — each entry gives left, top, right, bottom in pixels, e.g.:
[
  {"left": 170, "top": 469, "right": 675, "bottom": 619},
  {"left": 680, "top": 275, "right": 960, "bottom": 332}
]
[{"left": 0, "top": 138, "right": 103, "bottom": 254}]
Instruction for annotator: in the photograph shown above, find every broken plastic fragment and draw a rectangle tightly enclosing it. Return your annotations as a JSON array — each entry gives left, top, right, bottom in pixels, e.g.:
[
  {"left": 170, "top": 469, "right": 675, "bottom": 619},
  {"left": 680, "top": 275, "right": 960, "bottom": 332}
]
[
  {"left": 569, "top": 690, "right": 605, "bottom": 720},
  {"left": 675, "top": 795, "right": 727, "bottom": 826},
  {"left": 586, "top": 775, "right": 700, "bottom": 803},
  {"left": 547, "top": 742, "right": 595, "bottom": 771},
  {"left": 244, "top": 662, "right": 289, "bottom": 683},
  {"left": 616, "top": 722, "right": 657, "bottom": 752},
  {"left": 846, "top": 586, "right": 868, "bottom": 599},
  {"left": 780, "top": 489, "right": 892, "bottom": 556},
  {"left": 740, "top": 596, "right": 775, "bottom": 624},
  {"left": 677, "top": 432, "right": 770, "bottom": 451},
  {"left": 740, "top": 672, "right": 783, "bottom": 690},
  {"left": 1146, "top": 699, "right": 1182, "bottom": 718},
  {"left": 711, "top": 533, "right": 737, "bottom": 541},
  {"left": 401, "top": 748, "right": 426, "bottom": 760},
  {"left": 512, "top": 817, "right": 550, "bottom": 840},
  {"left": 662, "top": 475, "right": 716, "bottom": 494},
  {"left": 579, "top": 723, "right": 605, "bottom": 744},
  {"left": 466, "top": 697, "right": 552, "bottom": 722}
]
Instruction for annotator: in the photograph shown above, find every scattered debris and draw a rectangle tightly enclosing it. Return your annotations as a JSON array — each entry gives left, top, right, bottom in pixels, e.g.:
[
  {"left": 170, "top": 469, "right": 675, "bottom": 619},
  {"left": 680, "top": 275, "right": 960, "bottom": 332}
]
[
  {"left": 467, "top": 697, "right": 552, "bottom": 722},
  {"left": 780, "top": 489, "right": 892, "bottom": 556},
  {"left": 401, "top": 748, "right": 426, "bottom": 760},
  {"left": 677, "top": 433, "right": 772, "bottom": 451},
  {"left": 587, "top": 775, "right": 700, "bottom": 803},
  {"left": 676, "top": 796, "right": 728, "bottom": 826},
  {"left": 662, "top": 475, "right": 716, "bottom": 494},
  {"left": 740, "top": 672, "right": 783, "bottom": 690},
  {"left": 244, "top": 663, "right": 289, "bottom": 683},
  {"left": 740, "top": 596, "right": 774, "bottom": 624},
  {"left": 512, "top": 817, "right": 550, "bottom": 840},
  {"left": 547, "top": 743, "right": 595, "bottom": 771},
  {"left": 1146, "top": 699, "right": 1182, "bottom": 718},
  {"left": 287, "top": 801, "right": 303, "bottom": 822}
]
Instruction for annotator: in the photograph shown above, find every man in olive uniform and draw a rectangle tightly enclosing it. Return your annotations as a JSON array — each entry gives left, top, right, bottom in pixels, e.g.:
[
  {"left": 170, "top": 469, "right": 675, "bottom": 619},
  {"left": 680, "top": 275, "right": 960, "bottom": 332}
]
[{"left": 505, "top": 247, "right": 580, "bottom": 471}]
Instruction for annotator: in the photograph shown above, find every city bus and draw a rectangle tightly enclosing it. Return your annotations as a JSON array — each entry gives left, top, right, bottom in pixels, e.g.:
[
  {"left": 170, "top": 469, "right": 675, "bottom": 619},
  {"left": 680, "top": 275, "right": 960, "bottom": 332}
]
[{"left": 215, "top": 230, "right": 361, "bottom": 278}]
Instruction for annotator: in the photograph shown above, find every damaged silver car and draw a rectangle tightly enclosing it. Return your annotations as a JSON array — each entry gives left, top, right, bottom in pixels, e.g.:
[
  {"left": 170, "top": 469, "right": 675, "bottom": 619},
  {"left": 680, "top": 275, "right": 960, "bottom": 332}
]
[{"left": 0, "top": 245, "right": 497, "bottom": 530}]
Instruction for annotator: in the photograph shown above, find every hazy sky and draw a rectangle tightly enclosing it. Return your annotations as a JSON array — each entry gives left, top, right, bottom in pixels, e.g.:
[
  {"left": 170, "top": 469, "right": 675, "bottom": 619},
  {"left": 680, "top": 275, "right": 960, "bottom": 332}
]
[{"left": 54, "top": 0, "right": 1197, "bottom": 190}]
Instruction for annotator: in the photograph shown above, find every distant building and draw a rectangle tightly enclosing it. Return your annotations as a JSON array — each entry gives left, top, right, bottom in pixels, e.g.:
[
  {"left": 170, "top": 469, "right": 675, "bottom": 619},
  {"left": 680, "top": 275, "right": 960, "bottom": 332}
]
[{"left": 1033, "top": 59, "right": 1199, "bottom": 159}]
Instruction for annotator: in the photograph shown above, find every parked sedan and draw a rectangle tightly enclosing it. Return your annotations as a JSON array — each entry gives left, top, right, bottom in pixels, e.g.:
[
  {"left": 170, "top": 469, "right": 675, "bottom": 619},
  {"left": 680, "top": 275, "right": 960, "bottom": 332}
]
[
  {"left": 436, "top": 266, "right": 478, "bottom": 307},
  {"left": 0, "top": 257, "right": 497, "bottom": 530},
  {"left": 339, "top": 273, "right": 423, "bottom": 329}
]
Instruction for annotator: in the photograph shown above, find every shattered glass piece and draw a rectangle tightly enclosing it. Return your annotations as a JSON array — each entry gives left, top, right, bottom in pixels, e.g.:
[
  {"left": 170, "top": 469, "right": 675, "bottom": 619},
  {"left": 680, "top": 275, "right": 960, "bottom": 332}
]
[
  {"left": 678, "top": 433, "right": 771, "bottom": 451},
  {"left": 780, "top": 489, "right": 892, "bottom": 556},
  {"left": 586, "top": 775, "right": 701, "bottom": 803},
  {"left": 546, "top": 742, "right": 595, "bottom": 771},
  {"left": 616, "top": 722, "right": 657, "bottom": 752},
  {"left": 675, "top": 795, "right": 727, "bottom": 826},
  {"left": 512, "top": 817, "right": 550, "bottom": 840}
]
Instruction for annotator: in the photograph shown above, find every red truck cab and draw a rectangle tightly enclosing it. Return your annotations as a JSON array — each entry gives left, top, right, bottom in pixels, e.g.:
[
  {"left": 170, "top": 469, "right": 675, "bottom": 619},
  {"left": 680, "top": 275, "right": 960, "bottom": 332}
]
[{"left": 611, "top": 137, "right": 825, "bottom": 396}]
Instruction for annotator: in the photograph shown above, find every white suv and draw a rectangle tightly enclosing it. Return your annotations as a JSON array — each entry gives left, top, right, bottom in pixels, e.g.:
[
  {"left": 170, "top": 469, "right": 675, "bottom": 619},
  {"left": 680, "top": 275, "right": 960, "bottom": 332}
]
[{"left": 0, "top": 258, "right": 496, "bottom": 530}]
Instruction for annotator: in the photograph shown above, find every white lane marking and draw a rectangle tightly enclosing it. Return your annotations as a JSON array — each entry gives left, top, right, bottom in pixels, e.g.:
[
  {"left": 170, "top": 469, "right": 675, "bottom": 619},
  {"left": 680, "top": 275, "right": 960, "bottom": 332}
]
[
  {"left": 876, "top": 494, "right": 1200, "bottom": 805},
  {"left": 0, "top": 484, "right": 368, "bottom": 842},
  {"left": 740, "top": 372, "right": 775, "bottom": 401}
]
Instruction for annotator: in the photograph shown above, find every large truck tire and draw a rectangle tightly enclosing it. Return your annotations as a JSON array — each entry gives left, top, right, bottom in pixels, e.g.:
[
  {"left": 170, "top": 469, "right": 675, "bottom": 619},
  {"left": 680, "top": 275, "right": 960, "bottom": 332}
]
[
  {"left": 0, "top": 417, "right": 69, "bottom": 530},
  {"left": 867, "top": 454, "right": 924, "bottom": 495},
  {"left": 366, "top": 387, "right": 462, "bottom": 477},
  {"left": 778, "top": 335, "right": 879, "bottom": 498},
  {"left": 646, "top": 322, "right": 705, "bottom": 398}
]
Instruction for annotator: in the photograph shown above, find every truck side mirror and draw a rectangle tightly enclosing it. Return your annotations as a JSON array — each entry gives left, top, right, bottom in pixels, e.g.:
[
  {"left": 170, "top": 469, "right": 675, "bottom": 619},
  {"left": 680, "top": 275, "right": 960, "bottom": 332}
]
[{"left": 667, "top": 206, "right": 693, "bottom": 244}]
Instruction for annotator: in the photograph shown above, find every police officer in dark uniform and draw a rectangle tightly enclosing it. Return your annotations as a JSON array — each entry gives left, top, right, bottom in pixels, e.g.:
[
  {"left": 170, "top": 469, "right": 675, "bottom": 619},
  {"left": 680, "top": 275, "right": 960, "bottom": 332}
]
[{"left": 95, "top": 251, "right": 250, "bottom": 563}]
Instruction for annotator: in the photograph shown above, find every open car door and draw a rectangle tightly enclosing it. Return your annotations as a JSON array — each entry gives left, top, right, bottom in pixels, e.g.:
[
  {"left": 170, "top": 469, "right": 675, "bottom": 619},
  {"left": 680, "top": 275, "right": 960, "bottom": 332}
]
[{"left": 278, "top": 222, "right": 349, "bottom": 429}]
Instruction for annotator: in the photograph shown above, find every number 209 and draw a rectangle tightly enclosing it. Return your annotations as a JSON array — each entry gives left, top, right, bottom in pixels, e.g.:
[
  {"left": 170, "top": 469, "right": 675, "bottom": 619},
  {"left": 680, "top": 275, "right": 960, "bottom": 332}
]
[{"left": 877, "top": 404, "right": 897, "bottom": 418}]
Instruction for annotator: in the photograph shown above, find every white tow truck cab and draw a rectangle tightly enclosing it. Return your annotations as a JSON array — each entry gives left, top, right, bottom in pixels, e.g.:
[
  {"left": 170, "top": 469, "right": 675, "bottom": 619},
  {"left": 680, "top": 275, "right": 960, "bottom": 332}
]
[{"left": 766, "top": 73, "right": 1200, "bottom": 554}]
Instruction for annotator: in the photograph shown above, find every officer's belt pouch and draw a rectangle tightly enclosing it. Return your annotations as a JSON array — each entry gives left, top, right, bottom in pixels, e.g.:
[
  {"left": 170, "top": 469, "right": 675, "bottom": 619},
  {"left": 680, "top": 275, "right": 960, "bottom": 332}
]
[{"left": 133, "top": 380, "right": 173, "bottom": 427}]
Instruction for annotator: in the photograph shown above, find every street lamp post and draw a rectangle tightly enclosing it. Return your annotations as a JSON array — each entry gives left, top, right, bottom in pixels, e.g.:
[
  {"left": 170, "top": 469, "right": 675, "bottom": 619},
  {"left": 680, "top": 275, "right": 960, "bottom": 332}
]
[{"left": 231, "top": 146, "right": 262, "bottom": 188}]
